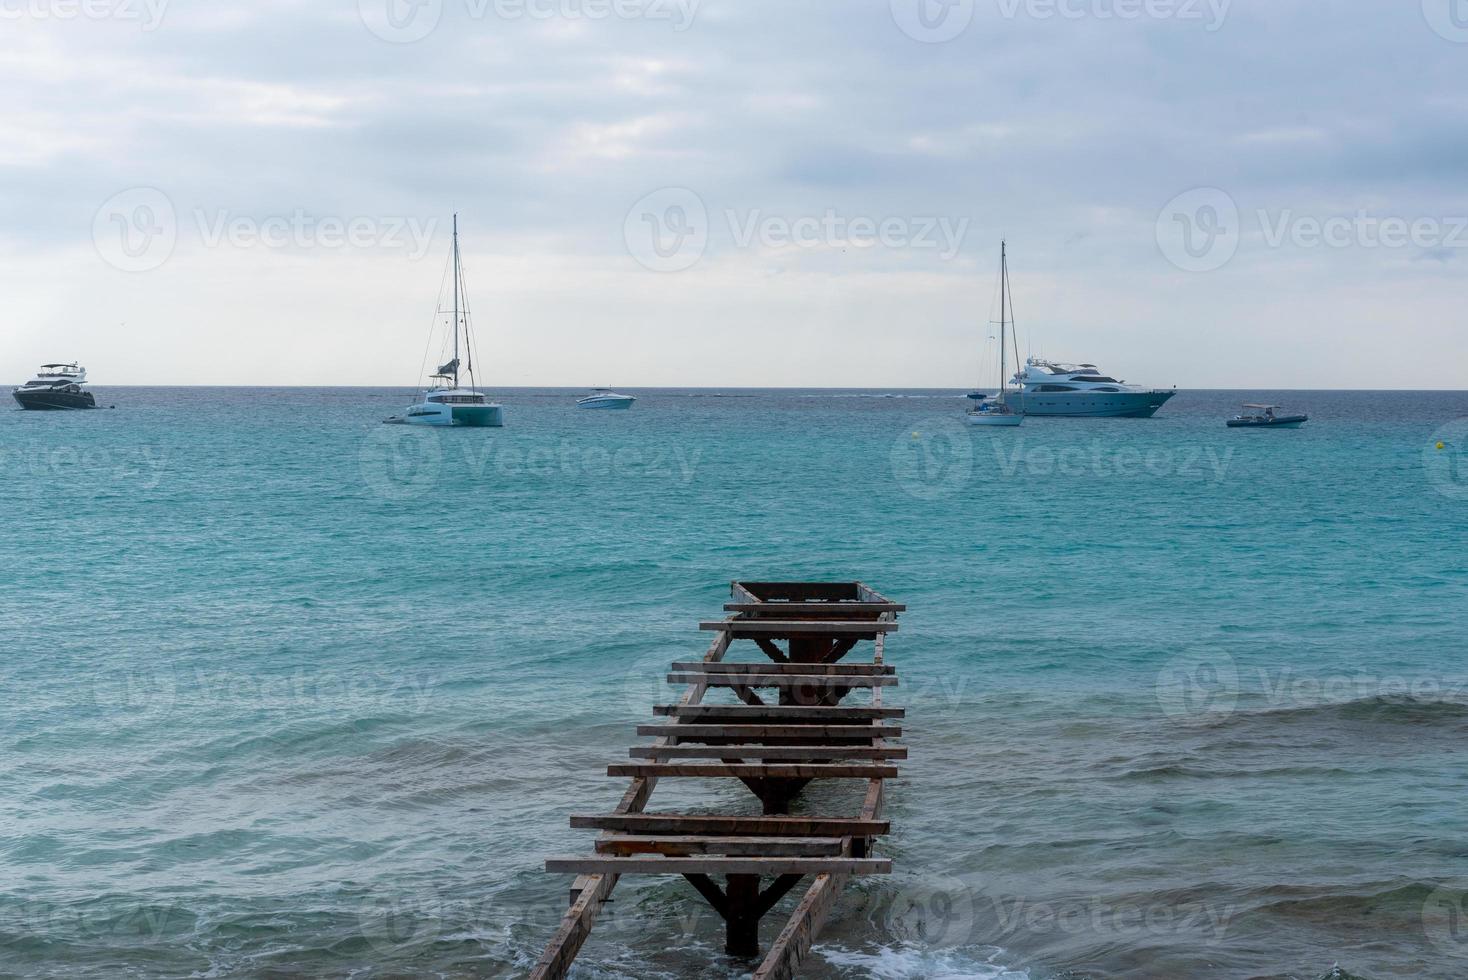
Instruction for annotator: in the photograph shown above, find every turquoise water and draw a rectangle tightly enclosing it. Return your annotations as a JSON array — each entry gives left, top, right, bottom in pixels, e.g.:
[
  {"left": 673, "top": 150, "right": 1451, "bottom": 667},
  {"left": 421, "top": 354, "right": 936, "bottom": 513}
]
[{"left": 3, "top": 387, "right": 1467, "bottom": 979}]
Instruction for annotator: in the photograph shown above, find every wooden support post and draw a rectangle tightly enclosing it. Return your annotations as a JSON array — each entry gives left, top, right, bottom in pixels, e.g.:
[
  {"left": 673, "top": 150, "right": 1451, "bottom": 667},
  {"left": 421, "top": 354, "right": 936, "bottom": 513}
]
[{"left": 725, "top": 874, "right": 762, "bottom": 957}]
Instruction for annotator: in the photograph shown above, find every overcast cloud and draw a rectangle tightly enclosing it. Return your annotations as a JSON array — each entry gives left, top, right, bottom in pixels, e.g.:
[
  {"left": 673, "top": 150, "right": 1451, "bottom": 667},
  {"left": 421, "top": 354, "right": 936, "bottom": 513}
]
[{"left": 2, "top": 0, "right": 1465, "bottom": 387}]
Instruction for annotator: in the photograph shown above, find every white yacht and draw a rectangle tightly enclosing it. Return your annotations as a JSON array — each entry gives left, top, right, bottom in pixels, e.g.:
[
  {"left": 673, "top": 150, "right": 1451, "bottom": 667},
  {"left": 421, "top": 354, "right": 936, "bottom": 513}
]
[
  {"left": 385, "top": 215, "right": 504, "bottom": 428},
  {"left": 1011, "top": 359, "right": 1176, "bottom": 418},
  {"left": 576, "top": 389, "right": 636, "bottom": 410},
  {"left": 13, "top": 363, "right": 97, "bottom": 410}
]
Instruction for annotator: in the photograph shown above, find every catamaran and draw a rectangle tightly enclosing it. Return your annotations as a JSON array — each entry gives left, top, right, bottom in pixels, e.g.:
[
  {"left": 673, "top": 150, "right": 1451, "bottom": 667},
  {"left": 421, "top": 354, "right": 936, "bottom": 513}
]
[
  {"left": 966, "top": 242, "right": 1024, "bottom": 427},
  {"left": 385, "top": 214, "right": 503, "bottom": 428}
]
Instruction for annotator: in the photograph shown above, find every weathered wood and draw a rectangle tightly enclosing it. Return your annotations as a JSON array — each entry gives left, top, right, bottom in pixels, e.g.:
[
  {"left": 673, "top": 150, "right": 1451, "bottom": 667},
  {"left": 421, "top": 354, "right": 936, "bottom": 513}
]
[
  {"left": 595, "top": 835, "right": 843, "bottom": 856},
  {"left": 569, "top": 814, "right": 890, "bottom": 837},
  {"left": 545, "top": 856, "right": 891, "bottom": 875},
  {"left": 734, "top": 582, "right": 861, "bottom": 602},
  {"left": 652, "top": 704, "right": 903, "bottom": 719},
  {"left": 669, "top": 661, "right": 894, "bottom": 675},
  {"left": 526, "top": 867, "right": 616, "bottom": 980},
  {"left": 752, "top": 871, "right": 848, "bottom": 980},
  {"left": 683, "top": 873, "right": 728, "bottom": 918},
  {"left": 608, "top": 763, "right": 899, "bottom": 779},
  {"left": 724, "top": 601, "right": 906, "bottom": 614},
  {"left": 636, "top": 724, "right": 901, "bottom": 739},
  {"left": 701, "top": 620, "right": 898, "bottom": 635},
  {"left": 629, "top": 745, "right": 907, "bottom": 760},
  {"left": 669, "top": 673, "right": 898, "bottom": 688},
  {"left": 726, "top": 874, "right": 762, "bottom": 957}
]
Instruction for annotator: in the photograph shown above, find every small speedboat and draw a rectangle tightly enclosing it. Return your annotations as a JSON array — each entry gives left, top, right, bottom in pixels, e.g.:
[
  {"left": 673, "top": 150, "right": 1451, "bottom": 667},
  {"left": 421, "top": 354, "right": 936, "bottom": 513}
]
[
  {"left": 1227, "top": 404, "right": 1308, "bottom": 428},
  {"left": 576, "top": 389, "right": 636, "bottom": 410},
  {"left": 13, "top": 363, "right": 97, "bottom": 410}
]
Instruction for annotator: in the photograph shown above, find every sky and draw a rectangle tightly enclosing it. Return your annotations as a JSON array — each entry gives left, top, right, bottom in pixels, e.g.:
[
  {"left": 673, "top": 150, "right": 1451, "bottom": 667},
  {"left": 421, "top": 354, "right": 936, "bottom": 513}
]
[{"left": 1, "top": 0, "right": 1465, "bottom": 389}]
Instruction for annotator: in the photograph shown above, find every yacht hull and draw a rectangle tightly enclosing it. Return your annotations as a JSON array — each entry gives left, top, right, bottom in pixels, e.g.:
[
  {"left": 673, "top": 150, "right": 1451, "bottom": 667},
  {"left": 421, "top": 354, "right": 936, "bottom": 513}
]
[
  {"left": 1227, "top": 416, "right": 1307, "bottom": 429},
  {"left": 577, "top": 399, "right": 634, "bottom": 410},
  {"left": 1017, "top": 390, "right": 1175, "bottom": 418},
  {"left": 13, "top": 389, "right": 96, "bottom": 410},
  {"left": 966, "top": 411, "right": 1023, "bottom": 426}
]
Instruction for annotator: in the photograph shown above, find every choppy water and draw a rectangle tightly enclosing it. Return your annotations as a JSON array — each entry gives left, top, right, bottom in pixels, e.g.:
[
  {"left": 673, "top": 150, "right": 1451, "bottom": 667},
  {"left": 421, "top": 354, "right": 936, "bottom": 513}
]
[{"left": 3, "top": 387, "right": 1467, "bottom": 979}]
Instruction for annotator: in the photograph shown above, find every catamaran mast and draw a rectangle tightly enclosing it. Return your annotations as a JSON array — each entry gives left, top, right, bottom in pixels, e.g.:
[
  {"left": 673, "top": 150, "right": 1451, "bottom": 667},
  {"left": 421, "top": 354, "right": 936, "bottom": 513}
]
[
  {"left": 999, "top": 240, "right": 1007, "bottom": 404},
  {"left": 452, "top": 213, "right": 460, "bottom": 389}
]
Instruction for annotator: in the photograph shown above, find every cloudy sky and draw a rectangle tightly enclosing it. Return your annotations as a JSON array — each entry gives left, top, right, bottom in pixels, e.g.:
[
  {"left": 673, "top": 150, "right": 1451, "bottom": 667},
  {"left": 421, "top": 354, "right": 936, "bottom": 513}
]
[{"left": 3, "top": 0, "right": 1465, "bottom": 388}]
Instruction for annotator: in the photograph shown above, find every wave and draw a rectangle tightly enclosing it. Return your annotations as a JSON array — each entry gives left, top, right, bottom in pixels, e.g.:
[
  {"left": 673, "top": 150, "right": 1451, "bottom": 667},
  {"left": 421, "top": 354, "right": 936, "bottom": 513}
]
[
  {"left": 818, "top": 943, "right": 1029, "bottom": 979},
  {"left": 1215, "top": 694, "right": 1468, "bottom": 730}
]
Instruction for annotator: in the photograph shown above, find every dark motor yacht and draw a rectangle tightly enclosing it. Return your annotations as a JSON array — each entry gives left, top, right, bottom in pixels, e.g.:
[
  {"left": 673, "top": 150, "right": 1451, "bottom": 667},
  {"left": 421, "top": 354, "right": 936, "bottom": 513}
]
[{"left": 13, "top": 363, "right": 97, "bottom": 410}]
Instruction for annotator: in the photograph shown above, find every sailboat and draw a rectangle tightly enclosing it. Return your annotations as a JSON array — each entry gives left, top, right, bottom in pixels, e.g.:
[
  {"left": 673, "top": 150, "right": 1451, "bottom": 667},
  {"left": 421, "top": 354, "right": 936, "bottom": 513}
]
[
  {"left": 385, "top": 214, "right": 504, "bottom": 427},
  {"left": 966, "top": 241, "right": 1024, "bottom": 427}
]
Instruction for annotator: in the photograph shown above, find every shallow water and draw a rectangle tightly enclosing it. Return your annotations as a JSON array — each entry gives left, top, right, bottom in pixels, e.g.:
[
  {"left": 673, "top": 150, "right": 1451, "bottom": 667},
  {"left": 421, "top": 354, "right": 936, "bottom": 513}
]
[{"left": 2, "top": 387, "right": 1467, "bottom": 978}]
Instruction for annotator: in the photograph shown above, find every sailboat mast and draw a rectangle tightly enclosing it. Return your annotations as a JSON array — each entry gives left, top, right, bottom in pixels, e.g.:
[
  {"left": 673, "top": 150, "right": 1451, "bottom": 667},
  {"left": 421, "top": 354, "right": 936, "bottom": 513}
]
[
  {"left": 999, "top": 241, "right": 1007, "bottom": 401},
  {"left": 452, "top": 214, "right": 460, "bottom": 388}
]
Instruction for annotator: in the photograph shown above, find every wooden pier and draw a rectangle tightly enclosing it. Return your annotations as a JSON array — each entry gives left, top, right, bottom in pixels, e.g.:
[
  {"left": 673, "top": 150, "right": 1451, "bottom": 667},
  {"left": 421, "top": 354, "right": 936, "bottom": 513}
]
[{"left": 530, "top": 581, "right": 905, "bottom": 979}]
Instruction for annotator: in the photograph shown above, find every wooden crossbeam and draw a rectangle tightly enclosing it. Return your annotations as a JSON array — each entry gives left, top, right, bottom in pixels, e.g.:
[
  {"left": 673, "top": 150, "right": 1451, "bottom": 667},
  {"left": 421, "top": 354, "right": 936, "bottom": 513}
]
[
  {"left": 636, "top": 724, "right": 901, "bottom": 739},
  {"left": 669, "top": 673, "right": 897, "bottom": 689},
  {"left": 595, "top": 836, "right": 843, "bottom": 856},
  {"left": 608, "top": 763, "right": 899, "bottom": 779},
  {"left": 629, "top": 745, "right": 907, "bottom": 760},
  {"left": 723, "top": 602, "right": 906, "bottom": 614},
  {"left": 700, "top": 620, "right": 898, "bottom": 635},
  {"left": 545, "top": 856, "right": 891, "bottom": 875},
  {"left": 569, "top": 814, "right": 890, "bottom": 837},
  {"left": 652, "top": 704, "right": 903, "bottom": 720},
  {"left": 669, "top": 661, "right": 894, "bottom": 675}
]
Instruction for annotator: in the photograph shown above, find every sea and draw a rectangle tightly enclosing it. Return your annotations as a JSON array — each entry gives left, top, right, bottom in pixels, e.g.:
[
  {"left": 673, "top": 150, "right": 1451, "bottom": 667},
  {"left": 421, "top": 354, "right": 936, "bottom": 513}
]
[{"left": 2, "top": 386, "right": 1467, "bottom": 979}]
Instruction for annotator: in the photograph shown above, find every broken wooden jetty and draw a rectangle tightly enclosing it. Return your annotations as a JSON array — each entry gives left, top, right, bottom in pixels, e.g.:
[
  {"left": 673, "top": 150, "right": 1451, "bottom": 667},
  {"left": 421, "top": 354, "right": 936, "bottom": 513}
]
[{"left": 530, "top": 580, "right": 905, "bottom": 979}]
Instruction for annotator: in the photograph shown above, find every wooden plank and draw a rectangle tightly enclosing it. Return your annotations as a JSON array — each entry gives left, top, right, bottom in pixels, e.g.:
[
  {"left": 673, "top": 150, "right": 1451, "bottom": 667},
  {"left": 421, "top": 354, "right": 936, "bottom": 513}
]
[
  {"left": 569, "top": 814, "right": 891, "bottom": 837},
  {"left": 669, "top": 673, "right": 898, "bottom": 688},
  {"left": 629, "top": 745, "right": 907, "bottom": 760},
  {"left": 669, "top": 661, "right": 894, "bottom": 675},
  {"left": 595, "top": 835, "right": 843, "bottom": 856},
  {"left": 653, "top": 704, "right": 904, "bottom": 719},
  {"left": 636, "top": 724, "right": 901, "bottom": 739},
  {"left": 608, "top": 763, "right": 899, "bottom": 779},
  {"left": 701, "top": 620, "right": 898, "bottom": 634},
  {"left": 527, "top": 866, "right": 616, "bottom": 980},
  {"left": 752, "top": 871, "right": 847, "bottom": 980},
  {"left": 546, "top": 856, "right": 891, "bottom": 875},
  {"left": 733, "top": 582, "right": 860, "bottom": 602},
  {"left": 724, "top": 601, "right": 906, "bottom": 614}
]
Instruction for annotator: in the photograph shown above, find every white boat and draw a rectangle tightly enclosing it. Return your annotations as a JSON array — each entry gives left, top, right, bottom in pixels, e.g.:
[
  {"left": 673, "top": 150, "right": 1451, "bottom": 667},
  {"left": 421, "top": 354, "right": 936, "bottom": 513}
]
[
  {"left": 576, "top": 389, "right": 636, "bottom": 410},
  {"left": 1010, "top": 359, "right": 1176, "bottom": 418},
  {"left": 385, "top": 215, "right": 503, "bottom": 428},
  {"left": 967, "top": 242, "right": 1023, "bottom": 427}
]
